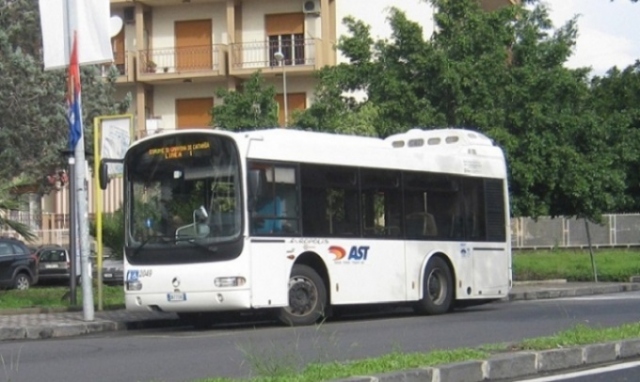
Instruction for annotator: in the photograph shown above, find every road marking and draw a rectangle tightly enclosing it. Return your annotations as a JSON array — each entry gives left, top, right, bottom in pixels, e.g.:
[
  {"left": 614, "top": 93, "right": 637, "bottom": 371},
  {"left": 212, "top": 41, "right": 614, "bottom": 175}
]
[
  {"left": 542, "top": 294, "right": 640, "bottom": 302},
  {"left": 517, "top": 360, "right": 640, "bottom": 381}
]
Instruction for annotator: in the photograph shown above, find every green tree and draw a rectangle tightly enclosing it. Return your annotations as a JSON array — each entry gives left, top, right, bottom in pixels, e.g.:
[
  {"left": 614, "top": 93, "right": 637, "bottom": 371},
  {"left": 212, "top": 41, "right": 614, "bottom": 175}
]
[
  {"left": 294, "top": 67, "right": 378, "bottom": 136},
  {"left": 212, "top": 71, "right": 279, "bottom": 131},
  {"left": 589, "top": 63, "right": 640, "bottom": 212},
  {"left": 0, "top": 0, "right": 131, "bottom": 190},
  {"left": 297, "top": 0, "right": 628, "bottom": 221},
  {"left": 494, "top": 2, "right": 625, "bottom": 220},
  {"left": 90, "top": 210, "right": 125, "bottom": 260}
]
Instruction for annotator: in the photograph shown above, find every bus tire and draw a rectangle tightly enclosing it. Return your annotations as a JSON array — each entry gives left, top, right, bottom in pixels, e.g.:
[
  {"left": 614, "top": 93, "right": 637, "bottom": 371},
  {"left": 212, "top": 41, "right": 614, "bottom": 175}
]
[
  {"left": 415, "top": 256, "right": 453, "bottom": 315},
  {"left": 278, "top": 264, "right": 327, "bottom": 326}
]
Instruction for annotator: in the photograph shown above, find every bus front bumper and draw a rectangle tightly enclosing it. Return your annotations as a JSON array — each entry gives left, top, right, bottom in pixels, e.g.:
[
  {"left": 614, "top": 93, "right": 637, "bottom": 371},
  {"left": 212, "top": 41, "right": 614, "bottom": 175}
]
[{"left": 125, "top": 288, "right": 252, "bottom": 313}]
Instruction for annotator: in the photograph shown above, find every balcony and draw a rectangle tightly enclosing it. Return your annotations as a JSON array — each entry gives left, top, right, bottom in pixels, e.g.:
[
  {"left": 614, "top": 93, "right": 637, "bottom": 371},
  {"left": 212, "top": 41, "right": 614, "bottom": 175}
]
[
  {"left": 101, "top": 51, "right": 135, "bottom": 83},
  {"left": 137, "top": 44, "right": 227, "bottom": 82},
  {"left": 230, "top": 38, "right": 323, "bottom": 77},
  {"left": 480, "top": 0, "right": 519, "bottom": 11}
]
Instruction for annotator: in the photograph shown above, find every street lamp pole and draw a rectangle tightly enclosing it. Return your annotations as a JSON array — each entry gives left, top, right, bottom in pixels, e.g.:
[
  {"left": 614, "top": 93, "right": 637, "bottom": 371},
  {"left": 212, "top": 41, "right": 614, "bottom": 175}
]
[
  {"left": 274, "top": 51, "right": 288, "bottom": 127},
  {"left": 60, "top": 150, "right": 78, "bottom": 306}
]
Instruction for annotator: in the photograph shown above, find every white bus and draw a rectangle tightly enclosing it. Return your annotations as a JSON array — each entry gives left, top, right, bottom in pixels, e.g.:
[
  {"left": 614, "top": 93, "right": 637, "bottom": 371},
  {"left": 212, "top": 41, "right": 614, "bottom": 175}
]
[{"left": 99, "top": 127, "right": 511, "bottom": 327}]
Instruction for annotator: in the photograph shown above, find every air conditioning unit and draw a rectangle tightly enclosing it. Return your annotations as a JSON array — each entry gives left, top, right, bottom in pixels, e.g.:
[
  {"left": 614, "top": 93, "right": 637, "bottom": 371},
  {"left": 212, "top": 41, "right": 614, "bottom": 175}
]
[
  {"left": 123, "top": 7, "right": 135, "bottom": 24},
  {"left": 302, "top": 0, "right": 320, "bottom": 15}
]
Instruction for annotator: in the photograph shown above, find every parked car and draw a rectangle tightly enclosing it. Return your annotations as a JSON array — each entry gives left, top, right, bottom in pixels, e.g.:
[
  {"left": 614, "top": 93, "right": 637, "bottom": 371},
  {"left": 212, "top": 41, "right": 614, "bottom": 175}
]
[
  {"left": 0, "top": 237, "right": 39, "bottom": 290},
  {"left": 36, "top": 245, "right": 123, "bottom": 286},
  {"left": 36, "top": 246, "right": 74, "bottom": 284},
  {"left": 91, "top": 254, "right": 124, "bottom": 286}
]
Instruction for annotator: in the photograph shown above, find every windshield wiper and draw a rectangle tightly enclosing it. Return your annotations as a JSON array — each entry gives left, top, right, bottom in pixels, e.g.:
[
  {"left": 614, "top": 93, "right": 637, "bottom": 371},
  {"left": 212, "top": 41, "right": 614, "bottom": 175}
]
[
  {"left": 174, "top": 237, "right": 218, "bottom": 254},
  {"left": 133, "top": 234, "right": 170, "bottom": 256}
]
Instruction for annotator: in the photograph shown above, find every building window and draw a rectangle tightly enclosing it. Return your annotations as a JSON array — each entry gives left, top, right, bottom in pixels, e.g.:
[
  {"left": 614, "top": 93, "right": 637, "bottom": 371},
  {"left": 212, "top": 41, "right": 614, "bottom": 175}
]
[
  {"left": 269, "top": 34, "right": 305, "bottom": 66},
  {"left": 265, "top": 13, "right": 305, "bottom": 67}
]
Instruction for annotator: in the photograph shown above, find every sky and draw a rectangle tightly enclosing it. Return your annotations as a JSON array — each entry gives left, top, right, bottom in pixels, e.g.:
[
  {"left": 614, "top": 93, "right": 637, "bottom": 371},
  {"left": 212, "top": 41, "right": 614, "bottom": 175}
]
[
  {"left": 542, "top": 0, "right": 640, "bottom": 75},
  {"left": 342, "top": 0, "right": 639, "bottom": 77}
]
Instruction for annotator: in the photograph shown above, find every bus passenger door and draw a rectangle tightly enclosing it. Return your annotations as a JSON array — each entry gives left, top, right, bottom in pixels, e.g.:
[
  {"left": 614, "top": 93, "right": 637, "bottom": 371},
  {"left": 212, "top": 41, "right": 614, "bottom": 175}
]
[
  {"left": 247, "top": 162, "right": 299, "bottom": 308},
  {"left": 249, "top": 239, "right": 290, "bottom": 308},
  {"left": 469, "top": 178, "right": 510, "bottom": 296},
  {"left": 472, "top": 244, "right": 510, "bottom": 294}
]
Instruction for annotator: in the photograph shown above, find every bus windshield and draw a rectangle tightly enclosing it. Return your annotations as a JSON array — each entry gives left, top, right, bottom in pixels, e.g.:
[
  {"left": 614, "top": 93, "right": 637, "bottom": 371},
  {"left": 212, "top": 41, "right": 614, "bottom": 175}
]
[{"left": 124, "top": 134, "right": 242, "bottom": 254}]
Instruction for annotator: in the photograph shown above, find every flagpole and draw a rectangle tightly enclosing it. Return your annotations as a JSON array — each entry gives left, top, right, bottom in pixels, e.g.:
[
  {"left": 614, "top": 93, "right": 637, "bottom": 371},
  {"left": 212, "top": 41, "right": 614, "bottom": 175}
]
[{"left": 66, "top": 0, "right": 94, "bottom": 321}]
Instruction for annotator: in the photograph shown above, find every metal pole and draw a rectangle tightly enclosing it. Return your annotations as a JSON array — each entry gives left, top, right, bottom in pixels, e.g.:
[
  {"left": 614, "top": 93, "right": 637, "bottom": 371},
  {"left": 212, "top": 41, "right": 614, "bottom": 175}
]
[
  {"left": 76, "top": 140, "right": 94, "bottom": 320},
  {"left": 282, "top": 63, "right": 288, "bottom": 128},
  {"left": 94, "top": 117, "right": 103, "bottom": 311},
  {"left": 66, "top": 0, "right": 94, "bottom": 321},
  {"left": 585, "top": 219, "right": 598, "bottom": 283},
  {"left": 68, "top": 156, "right": 77, "bottom": 305}
]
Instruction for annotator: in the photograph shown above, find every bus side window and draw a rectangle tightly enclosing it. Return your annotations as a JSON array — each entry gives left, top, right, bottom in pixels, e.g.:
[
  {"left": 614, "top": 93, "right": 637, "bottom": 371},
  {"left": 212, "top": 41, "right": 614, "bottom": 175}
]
[
  {"left": 254, "top": 197, "right": 283, "bottom": 233},
  {"left": 250, "top": 163, "right": 299, "bottom": 235},
  {"left": 300, "top": 164, "right": 359, "bottom": 237}
]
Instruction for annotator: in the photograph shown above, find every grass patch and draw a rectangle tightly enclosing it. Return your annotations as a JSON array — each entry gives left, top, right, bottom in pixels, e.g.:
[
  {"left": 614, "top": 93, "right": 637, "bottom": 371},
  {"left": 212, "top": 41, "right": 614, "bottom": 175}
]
[
  {"left": 0, "top": 285, "right": 124, "bottom": 310},
  {"left": 1, "top": 248, "right": 637, "bottom": 311},
  {"left": 195, "top": 322, "right": 640, "bottom": 382},
  {"left": 513, "top": 248, "right": 640, "bottom": 282},
  {"left": 518, "top": 322, "right": 640, "bottom": 350}
]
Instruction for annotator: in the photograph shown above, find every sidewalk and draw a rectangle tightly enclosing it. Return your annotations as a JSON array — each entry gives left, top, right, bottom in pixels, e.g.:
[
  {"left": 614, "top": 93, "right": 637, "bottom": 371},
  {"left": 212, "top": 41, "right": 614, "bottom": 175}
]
[{"left": 1, "top": 281, "right": 639, "bottom": 342}]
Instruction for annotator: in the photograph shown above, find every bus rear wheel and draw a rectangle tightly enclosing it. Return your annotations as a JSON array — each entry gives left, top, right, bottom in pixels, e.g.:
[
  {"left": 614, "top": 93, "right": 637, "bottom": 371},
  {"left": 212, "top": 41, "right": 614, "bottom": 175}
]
[
  {"left": 415, "top": 256, "right": 453, "bottom": 315},
  {"left": 278, "top": 264, "right": 327, "bottom": 326}
]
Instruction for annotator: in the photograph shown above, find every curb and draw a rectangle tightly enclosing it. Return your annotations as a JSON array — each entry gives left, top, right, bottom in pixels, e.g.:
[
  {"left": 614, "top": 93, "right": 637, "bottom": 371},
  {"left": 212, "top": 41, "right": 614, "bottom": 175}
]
[
  {"left": 505, "top": 283, "right": 640, "bottom": 301},
  {"left": 333, "top": 339, "right": 640, "bottom": 382},
  {"left": 512, "top": 279, "right": 567, "bottom": 285},
  {"left": 0, "top": 316, "right": 182, "bottom": 341}
]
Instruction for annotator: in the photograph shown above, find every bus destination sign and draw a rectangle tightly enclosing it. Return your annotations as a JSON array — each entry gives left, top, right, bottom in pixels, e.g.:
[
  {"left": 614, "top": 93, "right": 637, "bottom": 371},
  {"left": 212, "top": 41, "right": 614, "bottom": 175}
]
[{"left": 148, "top": 141, "right": 211, "bottom": 159}]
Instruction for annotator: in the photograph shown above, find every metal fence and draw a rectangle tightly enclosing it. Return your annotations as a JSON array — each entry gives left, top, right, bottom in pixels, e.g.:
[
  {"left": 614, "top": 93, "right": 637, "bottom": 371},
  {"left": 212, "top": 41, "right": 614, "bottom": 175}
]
[
  {"left": 2, "top": 211, "right": 640, "bottom": 249},
  {"left": 511, "top": 213, "right": 640, "bottom": 249},
  {"left": 1, "top": 212, "right": 72, "bottom": 247}
]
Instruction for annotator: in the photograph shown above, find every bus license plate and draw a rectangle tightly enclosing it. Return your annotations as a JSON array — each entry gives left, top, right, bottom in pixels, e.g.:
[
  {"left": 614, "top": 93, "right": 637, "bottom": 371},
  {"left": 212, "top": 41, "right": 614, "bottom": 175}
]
[{"left": 167, "top": 292, "right": 186, "bottom": 302}]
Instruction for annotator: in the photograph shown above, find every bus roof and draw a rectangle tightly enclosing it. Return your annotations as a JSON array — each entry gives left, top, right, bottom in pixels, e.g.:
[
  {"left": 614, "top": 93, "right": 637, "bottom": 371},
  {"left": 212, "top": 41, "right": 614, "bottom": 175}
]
[
  {"left": 241, "top": 128, "right": 506, "bottom": 178},
  {"left": 131, "top": 128, "right": 507, "bottom": 178}
]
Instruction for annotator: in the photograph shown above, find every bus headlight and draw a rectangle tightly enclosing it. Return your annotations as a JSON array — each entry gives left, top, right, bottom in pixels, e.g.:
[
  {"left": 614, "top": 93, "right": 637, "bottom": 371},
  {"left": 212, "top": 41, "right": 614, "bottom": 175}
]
[
  {"left": 126, "top": 280, "right": 143, "bottom": 291},
  {"left": 214, "top": 277, "right": 246, "bottom": 287}
]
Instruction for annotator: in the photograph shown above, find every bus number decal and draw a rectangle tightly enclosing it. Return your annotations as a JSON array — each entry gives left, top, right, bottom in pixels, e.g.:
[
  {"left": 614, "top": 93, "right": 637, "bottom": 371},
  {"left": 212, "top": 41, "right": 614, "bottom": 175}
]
[{"left": 127, "top": 269, "right": 153, "bottom": 281}]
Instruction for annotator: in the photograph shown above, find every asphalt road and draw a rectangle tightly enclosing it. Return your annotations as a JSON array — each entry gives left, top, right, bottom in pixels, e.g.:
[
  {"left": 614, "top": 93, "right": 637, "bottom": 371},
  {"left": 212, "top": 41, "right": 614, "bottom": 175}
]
[{"left": 1, "top": 292, "right": 639, "bottom": 382}]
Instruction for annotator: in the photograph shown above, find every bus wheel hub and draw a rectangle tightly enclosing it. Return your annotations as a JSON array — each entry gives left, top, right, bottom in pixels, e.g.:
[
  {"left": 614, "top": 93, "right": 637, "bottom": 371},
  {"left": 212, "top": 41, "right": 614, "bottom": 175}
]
[{"left": 288, "top": 277, "right": 316, "bottom": 315}]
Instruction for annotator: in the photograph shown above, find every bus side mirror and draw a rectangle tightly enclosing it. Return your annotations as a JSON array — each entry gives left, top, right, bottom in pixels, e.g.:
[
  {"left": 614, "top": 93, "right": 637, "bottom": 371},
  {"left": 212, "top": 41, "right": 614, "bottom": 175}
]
[
  {"left": 99, "top": 160, "right": 110, "bottom": 190},
  {"left": 99, "top": 158, "right": 124, "bottom": 190},
  {"left": 248, "top": 169, "right": 266, "bottom": 211}
]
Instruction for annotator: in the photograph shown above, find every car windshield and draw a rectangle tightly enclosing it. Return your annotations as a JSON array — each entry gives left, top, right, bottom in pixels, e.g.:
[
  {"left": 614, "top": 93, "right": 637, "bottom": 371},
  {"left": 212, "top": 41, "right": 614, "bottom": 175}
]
[
  {"left": 39, "top": 249, "right": 66, "bottom": 262},
  {"left": 125, "top": 134, "right": 242, "bottom": 253}
]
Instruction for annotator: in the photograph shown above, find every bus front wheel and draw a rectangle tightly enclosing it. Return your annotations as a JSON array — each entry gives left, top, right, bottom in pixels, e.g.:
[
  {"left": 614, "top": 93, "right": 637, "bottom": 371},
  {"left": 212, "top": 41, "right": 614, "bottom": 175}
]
[
  {"left": 415, "top": 256, "right": 453, "bottom": 315},
  {"left": 278, "top": 264, "right": 327, "bottom": 326}
]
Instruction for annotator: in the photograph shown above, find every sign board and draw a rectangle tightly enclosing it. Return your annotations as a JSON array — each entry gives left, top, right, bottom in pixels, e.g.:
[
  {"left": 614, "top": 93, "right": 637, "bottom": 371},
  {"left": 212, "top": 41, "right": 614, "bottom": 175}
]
[{"left": 99, "top": 116, "right": 133, "bottom": 177}]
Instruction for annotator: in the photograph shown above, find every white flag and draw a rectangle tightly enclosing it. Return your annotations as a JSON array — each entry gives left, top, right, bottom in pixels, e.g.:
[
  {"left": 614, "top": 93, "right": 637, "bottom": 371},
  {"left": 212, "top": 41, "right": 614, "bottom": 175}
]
[{"left": 39, "top": 0, "right": 113, "bottom": 70}]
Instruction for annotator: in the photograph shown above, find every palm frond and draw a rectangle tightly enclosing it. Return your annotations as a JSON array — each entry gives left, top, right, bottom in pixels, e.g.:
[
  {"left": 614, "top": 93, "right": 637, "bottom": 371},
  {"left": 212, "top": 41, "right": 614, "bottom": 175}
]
[{"left": 0, "top": 177, "right": 37, "bottom": 242}]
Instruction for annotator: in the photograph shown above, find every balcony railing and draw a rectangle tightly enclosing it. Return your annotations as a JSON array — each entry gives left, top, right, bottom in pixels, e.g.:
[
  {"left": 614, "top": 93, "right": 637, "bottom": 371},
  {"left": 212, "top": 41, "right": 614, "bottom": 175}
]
[
  {"left": 230, "top": 38, "right": 319, "bottom": 72},
  {"left": 101, "top": 51, "right": 134, "bottom": 82},
  {"left": 138, "top": 45, "right": 226, "bottom": 76}
]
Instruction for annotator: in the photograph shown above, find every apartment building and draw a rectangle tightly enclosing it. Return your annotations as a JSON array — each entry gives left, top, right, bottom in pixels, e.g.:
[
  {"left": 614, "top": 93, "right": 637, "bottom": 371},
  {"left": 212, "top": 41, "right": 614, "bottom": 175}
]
[
  {"left": 39, "top": 0, "right": 517, "bottom": 223},
  {"left": 107, "top": 0, "right": 516, "bottom": 135}
]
